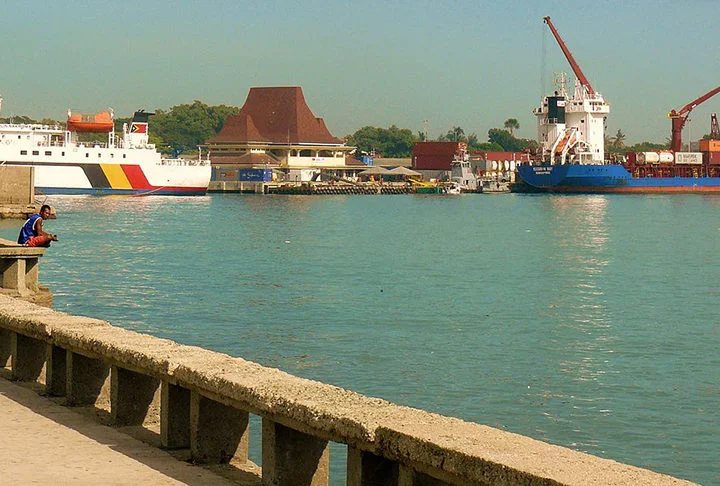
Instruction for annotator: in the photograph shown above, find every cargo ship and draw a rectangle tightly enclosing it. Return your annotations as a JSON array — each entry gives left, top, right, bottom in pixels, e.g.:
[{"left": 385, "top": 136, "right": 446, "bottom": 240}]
[
  {"left": 0, "top": 100, "right": 210, "bottom": 195},
  {"left": 515, "top": 17, "right": 720, "bottom": 194}
]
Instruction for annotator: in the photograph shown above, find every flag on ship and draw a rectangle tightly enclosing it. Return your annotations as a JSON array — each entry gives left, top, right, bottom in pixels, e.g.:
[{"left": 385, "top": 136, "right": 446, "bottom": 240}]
[{"left": 131, "top": 123, "right": 147, "bottom": 134}]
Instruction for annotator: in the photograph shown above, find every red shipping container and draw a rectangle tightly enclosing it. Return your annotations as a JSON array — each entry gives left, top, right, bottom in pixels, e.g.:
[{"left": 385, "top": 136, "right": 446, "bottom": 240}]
[
  {"left": 412, "top": 142, "right": 465, "bottom": 170},
  {"left": 703, "top": 151, "right": 720, "bottom": 165}
]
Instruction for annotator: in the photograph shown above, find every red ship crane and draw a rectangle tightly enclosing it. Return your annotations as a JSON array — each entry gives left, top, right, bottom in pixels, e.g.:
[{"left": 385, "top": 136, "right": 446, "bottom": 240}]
[
  {"left": 543, "top": 16, "right": 595, "bottom": 96},
  {"left": 668, "top": 85, "right": 720, "bottom": 152}
]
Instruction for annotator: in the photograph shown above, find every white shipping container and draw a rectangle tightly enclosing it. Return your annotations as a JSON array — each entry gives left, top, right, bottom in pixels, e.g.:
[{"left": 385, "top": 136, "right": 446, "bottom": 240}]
[
  {"left": 675, "top": 152, "right": 703, "bottom": 165},
  {"left": 637, "top": 152, "right": 660, "bottom": 164},
  {"left": 658, "top": 152, "right": 674, "bottom": 163}
]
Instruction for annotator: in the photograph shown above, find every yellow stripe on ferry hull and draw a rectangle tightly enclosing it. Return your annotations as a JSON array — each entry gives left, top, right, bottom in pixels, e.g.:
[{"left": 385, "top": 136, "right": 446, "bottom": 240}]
[{"left": 100, "top": 164, "right": 133, "bottom": 189}]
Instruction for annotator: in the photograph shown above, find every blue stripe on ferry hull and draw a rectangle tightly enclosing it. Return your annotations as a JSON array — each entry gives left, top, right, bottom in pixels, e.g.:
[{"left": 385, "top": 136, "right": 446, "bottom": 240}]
[
  {"left": 36, "top": 187, "right": 208, "bottom": 196},
  {"left": 517, "top": 164, "right": 720, "bottom": 193}
]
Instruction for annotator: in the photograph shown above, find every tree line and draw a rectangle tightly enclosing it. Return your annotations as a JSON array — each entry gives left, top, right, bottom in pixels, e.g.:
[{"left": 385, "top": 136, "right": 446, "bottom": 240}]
[
  {"left": 346, "top": 118, "right": 538, "bottom": 158},
  {"left": 606, "top": 129, "right": 669, "bottom": 154}
]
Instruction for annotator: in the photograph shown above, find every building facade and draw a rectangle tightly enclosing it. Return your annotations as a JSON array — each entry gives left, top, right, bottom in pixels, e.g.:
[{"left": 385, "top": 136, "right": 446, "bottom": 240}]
[{"left": 206, "top": 87, "right": 361, "bottom": 180}]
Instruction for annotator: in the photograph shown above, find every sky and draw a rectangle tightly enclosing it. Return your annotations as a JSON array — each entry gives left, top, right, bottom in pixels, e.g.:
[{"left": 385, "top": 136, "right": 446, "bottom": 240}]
[{"left": 2, "top": 0, "right": 719, "bottom": 145}]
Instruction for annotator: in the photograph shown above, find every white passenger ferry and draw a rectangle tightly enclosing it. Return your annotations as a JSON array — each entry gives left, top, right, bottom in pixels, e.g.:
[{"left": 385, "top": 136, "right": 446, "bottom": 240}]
[{"left": 0, "top": 100, "right": 210, "bottom": 195}]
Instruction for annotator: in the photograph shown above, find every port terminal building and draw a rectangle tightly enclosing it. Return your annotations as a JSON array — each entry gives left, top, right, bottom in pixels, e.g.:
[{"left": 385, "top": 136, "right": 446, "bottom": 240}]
[{"left": 205, "top": 87, "right": 365, "bottom": 182}]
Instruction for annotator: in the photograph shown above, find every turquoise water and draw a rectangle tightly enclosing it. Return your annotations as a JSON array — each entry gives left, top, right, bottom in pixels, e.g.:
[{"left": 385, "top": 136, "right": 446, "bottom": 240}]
[{"left": 1, "top": 194, "right": 718, "bottom": 484}]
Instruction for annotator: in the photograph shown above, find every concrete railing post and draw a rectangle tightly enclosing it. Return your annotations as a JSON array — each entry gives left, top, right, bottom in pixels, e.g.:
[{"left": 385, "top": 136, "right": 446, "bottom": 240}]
[
  {"left": 347, "top": 447, "right": 399, "bottom": 486},
  {"left": 46, "top": 344, "right": 67, "bottom": 396},
  {"left": 190, "top": 391, "right": 249, "bottom": 464},
  {"left": 111, "top": 366, "right": 161, "bottom": 426},
  {"left": 0, "top": 242, "right": 51, "bottom": 306},
  {"left": 11, "top": 332, "right": 46, "bottom": 382},
  {"left": 161, "top": 381, "right": 191, "bottom": 449},
  {"left": 25, "top": 258, "right": 40, "bottom": 292},
  {"left": 398, "top": 466, "right": 452, "bottom": 486},
  {"left": 1, "top": 259, "right": 26, "bottom": 294},
  {"left": 262, "top": 418, "right": 330, "bottom": 486},
  {"left": 66, "top": 351, "right": 111, "bottom": 407},
  {"left": 0, "top": 328, "right": 11, "bottom": 368}
]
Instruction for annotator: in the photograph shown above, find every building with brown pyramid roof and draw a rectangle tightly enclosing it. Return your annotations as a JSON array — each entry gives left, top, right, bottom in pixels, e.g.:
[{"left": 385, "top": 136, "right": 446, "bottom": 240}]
[{"left": 207, "top": 87, "right": 363, "bottom": 180}]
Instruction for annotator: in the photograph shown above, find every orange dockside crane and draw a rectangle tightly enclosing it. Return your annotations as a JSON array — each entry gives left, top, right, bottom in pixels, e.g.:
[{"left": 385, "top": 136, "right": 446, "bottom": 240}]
[{"left": 668, "top": 86, "right": 720, "bottom": 152}]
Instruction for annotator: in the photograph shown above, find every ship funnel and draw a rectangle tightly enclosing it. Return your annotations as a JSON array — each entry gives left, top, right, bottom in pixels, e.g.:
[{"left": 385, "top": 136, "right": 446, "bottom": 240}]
[{"left": 125, "top": 109, "right": 155, "bottom": 148}]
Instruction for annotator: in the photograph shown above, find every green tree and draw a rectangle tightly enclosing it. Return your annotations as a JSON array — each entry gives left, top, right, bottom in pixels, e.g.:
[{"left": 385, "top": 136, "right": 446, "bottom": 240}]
[
  {"left": 150, "top": 101, "right": 240, "bottom": 154},
  {"left": 345, "top": 125, "right": 418, "bottom": 158},
  {"left": 610, "top": 129, "right": 626, "bottom": 150},
  {"left": 438, "top": 126, "right": 467, "bottom": 142},
  {"left": 474, "top": 141, "right": 506, "bottom": 151},
  {"left": 487, "top": 128, "right": 537, "bottom": 152},
  {"left": 503, "top": 118, "right": 520, "bottom": 136},
  {"left": 488, "top": 128, "right": 515, "bottom": 150}
]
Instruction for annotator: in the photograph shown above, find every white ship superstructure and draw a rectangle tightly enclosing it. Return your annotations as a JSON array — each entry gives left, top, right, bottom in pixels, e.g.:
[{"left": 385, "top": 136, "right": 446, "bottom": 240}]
[
  {"left": 0, "top": 102, "right": 210, "bottom": 195},
  {"left": 534, "top": 73, "right": 610, "bottom": 164}
]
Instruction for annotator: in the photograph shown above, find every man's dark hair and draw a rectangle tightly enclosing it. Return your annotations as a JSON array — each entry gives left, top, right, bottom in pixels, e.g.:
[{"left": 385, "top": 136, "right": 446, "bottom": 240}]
[{"left": 40, "top": 204, "right": 51, "bottom": 213}]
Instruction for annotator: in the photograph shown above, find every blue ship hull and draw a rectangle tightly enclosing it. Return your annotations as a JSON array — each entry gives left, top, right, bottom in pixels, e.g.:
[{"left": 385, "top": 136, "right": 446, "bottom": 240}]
[{"left": 516, "top": 164, "right": 720, "bottom": 193}]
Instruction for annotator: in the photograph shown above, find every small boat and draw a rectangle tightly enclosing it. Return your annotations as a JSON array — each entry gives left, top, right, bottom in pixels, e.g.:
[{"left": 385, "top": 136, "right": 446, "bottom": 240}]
[
  {"left": 479, "top": 179, "right": 510, "bottom": 193},
  {"left": 445, "top": 182, "right": 462, "bottom": 195}
]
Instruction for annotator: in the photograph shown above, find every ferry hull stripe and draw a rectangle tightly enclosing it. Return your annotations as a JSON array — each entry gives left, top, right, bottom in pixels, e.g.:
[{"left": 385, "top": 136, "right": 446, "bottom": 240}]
[
  {"left": 121, "top": 164, "right": 152, "bottom": 189},
  {"left": 82, "top": 164, "right": 111, "bottom": 188},
  {"left": 100, "top": 164, "right": 133, "bottom": 189}
]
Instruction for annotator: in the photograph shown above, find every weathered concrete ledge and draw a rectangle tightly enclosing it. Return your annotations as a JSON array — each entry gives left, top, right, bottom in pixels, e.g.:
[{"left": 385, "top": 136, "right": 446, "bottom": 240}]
[
  {"left": 0, "top": 294, "right": 696, "bottom": 485},
  {"left": 0, "top": 237, "right": 52, "bottom": 307}
]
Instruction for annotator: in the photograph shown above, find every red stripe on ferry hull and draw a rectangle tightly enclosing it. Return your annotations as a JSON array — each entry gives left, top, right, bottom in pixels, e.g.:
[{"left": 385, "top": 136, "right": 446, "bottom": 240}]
[
  {"left": 121, "top": 164, "right": 152, "bottom": 189},
  {"left": 119, "top": 164, "right": 207, "bottom": 195},
  {"left": 546, "top": 186, "right": 720, "bottom": 194}
]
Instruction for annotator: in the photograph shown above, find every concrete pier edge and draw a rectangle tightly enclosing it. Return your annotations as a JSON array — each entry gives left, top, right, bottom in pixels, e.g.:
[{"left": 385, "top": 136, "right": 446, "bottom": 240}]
[{"left": 0, "top": 294, "right": 696, "bottom": 485}]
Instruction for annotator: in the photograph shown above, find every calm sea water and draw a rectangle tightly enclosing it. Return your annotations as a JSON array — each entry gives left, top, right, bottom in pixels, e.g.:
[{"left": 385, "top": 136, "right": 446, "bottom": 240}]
[{"left": 1, "top": 193, "right": 718, "bottom": 484}]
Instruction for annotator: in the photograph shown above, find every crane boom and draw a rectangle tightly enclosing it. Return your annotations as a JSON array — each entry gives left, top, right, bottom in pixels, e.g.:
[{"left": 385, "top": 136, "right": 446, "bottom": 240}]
[
  {"left": 668, "top": 85, "right": 720, "bottom": 152},
  {"left": 543, "top": 16, "right": 595, "bottom": 96}
]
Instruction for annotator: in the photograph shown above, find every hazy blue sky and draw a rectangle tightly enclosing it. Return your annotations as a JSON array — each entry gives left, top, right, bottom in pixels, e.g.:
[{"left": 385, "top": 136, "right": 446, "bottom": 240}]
[{"left": 2, "top": 0, "right": 718, "bottom": 144}]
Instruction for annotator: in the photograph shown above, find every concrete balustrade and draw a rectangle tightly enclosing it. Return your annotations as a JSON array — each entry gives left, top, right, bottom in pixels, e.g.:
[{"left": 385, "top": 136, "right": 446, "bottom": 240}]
[
  {"left": 0, "top": 294, "right": 695, "bottom": 486},
  {"left": 0, "top": 237, "right": 52, "bottom": 306}
]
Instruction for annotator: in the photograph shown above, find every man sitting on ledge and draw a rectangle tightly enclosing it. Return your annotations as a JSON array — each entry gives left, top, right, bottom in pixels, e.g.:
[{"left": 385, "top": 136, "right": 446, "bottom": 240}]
[{"left": 18, "top": 204, "right": 58, "bottom": 247}]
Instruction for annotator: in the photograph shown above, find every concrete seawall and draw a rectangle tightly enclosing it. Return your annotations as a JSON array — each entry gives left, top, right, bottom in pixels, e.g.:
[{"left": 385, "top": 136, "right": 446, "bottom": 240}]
[
  {"left": 0, "top": 167, "right": 40, "bottom": 219},
  {"left": 0, "top": 294, "right": 695, "bottom": 485}
]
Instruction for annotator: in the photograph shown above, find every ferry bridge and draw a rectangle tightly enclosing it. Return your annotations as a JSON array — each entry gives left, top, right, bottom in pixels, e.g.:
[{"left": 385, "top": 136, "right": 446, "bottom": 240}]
[{"left": 0, "top": 240, "right": 695, "bottom": 485}]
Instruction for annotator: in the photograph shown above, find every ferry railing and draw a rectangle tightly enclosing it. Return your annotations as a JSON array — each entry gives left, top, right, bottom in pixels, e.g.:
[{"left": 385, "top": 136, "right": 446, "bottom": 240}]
[{"left": 0, "top": 295, "right": 694, "bottom": 485}]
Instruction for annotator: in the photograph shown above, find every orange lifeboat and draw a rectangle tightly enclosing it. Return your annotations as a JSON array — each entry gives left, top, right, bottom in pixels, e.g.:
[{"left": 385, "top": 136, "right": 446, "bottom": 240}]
[{"left": 66, "top": 111, "right": 114, "bottom": 133}]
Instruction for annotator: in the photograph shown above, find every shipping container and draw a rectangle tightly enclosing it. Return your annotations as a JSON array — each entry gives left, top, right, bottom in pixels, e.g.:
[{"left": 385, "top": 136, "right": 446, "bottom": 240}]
[
  {"left": 413, "top": 155, "right": 453, "bottom": 170},
  {"left": 675, "top": 152, "right": 703, "bottom": 165},
  {"left": 703, "top": 151, "right": 720, "bottom": 165},
  {"left": 211, "top": 168, "right": 239, "bottom": 181},
  {"left": 239, "top": 168, "right": 273, "bottom": 182},
  {"left": 658, "top": 152, "right": 674, "bottom": 163},
  {"left": 412, "top": 142, "right": 466, "bottom": 156},
  {"left": 637, "top": 152, "right": 660, "bottom": 164},
  {"left": 699, "top": 139, "right": 720, "bottom": 152}
]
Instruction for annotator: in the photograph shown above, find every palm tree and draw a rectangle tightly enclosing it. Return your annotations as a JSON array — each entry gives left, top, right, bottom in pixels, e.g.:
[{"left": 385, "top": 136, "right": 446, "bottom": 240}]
[
  {"left": 451, "top": 126, "right": 465, "bottom": 142},
  {"left": 504, "top": 118, "right": 520, "bottom": 136},
  {"left": 610, "top": 129, "right": 626, "bottom": 150}
]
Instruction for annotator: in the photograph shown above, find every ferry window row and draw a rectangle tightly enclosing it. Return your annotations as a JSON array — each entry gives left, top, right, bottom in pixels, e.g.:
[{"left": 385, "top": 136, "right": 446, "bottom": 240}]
[{"left": 21, "top": 150, "right": 126, "bottom": 158}]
